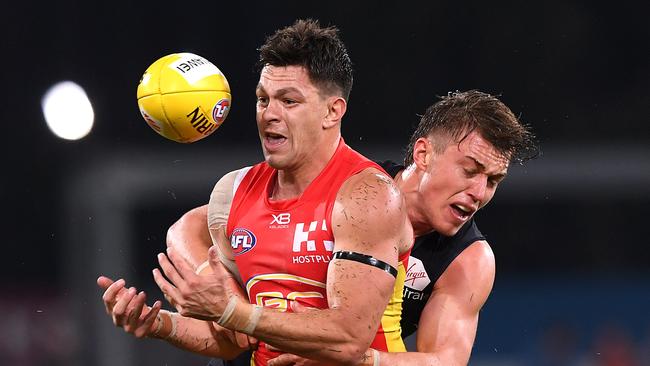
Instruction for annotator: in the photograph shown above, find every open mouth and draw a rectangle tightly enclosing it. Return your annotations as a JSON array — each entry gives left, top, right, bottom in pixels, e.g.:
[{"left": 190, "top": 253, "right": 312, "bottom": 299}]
[
  {"left": 451, "top": 204, "right": 473, "bottom": 220},
  {"left": 265, "top": 132, "right": 287, "bottom": 146}
]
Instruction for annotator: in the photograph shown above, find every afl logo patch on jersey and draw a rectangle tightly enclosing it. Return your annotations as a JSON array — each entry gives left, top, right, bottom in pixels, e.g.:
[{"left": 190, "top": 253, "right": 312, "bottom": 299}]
[{"left": 231, "top": 228, "right": 256, "bottom": 256}]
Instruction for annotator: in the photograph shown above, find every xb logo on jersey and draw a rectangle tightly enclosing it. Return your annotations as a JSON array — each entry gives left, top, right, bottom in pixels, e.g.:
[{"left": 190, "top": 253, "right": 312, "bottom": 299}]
[
  {"left": 270, "top": 213, "right": 291, "bottom": 225},
  {"left": 231, "top": 228, "right": 256, "bottom": 256}
]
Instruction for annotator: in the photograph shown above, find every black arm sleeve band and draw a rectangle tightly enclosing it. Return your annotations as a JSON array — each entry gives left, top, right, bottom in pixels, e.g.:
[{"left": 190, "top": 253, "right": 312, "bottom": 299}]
[{"left": 332, "top": 251, "right": 398, "bottom": 278}]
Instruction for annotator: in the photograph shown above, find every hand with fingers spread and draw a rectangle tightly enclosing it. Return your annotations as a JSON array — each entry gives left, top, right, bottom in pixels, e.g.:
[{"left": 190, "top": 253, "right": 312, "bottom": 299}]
[
  {"left": 97, "top": 276, "right": 163, "bottom": 338},
  {"left": 153, "top": 245, "right": 243, "bottom": 322}
]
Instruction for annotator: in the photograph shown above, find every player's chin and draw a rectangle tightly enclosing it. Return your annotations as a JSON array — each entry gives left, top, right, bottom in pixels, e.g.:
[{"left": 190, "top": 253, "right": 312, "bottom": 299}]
[
  {"left": 264, "top": 154, "right": 289, "bottom": 170},
  {"left": 436, "top": 221, "right": 464, "bottom": 237}
]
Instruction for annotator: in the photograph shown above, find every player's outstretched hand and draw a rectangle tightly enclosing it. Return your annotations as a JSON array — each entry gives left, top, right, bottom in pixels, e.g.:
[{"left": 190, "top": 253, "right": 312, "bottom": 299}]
[
  {"left": 153, "top": 246, "right": 239, "bottom": 321},
  {"left": 97, "top": 276, "right": 162, "bottom": 338}
]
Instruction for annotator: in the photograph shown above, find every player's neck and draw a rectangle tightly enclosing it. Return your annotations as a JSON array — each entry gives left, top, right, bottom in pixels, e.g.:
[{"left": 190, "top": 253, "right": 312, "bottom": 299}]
[
  {"left": 271, "top": 171, "right": 314, "bottom": 200},
  {"left": 395, "top": 166, "right": 434, "bottom": 236},
  {"left": 271, "top": 137, "right": 340, "bottom": 201}
]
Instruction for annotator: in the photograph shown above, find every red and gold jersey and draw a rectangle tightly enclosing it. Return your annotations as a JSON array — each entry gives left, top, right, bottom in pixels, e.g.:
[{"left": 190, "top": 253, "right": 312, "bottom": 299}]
[{"left": 226, "top": 139, "right": 409, "bottom": 365}]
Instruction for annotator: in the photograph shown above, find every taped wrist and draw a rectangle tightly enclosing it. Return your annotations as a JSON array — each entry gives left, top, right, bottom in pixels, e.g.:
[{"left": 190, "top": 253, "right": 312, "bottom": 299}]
[
  {"left": 195, "top": 260, "right": 211, "bottom": 275},
  {"left": 151, "top": 310, "right": 177, "bottom": 339},
  {"left": 217, "top": 297, "right": 263, "bottom": 334}
]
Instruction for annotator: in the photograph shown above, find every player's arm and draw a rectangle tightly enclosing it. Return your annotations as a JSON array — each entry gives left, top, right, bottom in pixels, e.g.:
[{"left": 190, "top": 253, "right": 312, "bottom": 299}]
[
  {"left": 165, "top": 169, "right": 252, "bottom": 349},
  {"left": 376, "top": 240, "right": 495, "bottom": 366},
  {"left": 166, "top": 204, "right": 211, "bottom": 271},
  {"left": 158, "top": 310, "right": 246, "bottom": 359},
  {"left": 250, "top": 169, "right": 411, "bottom": 364},
  {"left": 155, "top": 168, "right": 412, "bottom": 365},
  {"left": 167, "top": 168, "right": 245, "bottom": 280}
]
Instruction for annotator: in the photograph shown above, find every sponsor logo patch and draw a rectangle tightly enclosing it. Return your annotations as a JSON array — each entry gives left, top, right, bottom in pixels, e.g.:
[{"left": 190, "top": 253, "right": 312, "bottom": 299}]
[
  {"left": 291, "top": 220, "right": 334, "bottom": 264},
  {"left": 404, "top": 256, "right": 430, "bottom": 291},
  {"left": 230, "top": 228, "right": 256, "bottom": 256}
]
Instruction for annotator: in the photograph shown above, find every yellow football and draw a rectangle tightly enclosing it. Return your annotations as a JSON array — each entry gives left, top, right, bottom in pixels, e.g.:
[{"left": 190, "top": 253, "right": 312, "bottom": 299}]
[{"left": 137, "top": 53, "right": 231, "bottom": 143}]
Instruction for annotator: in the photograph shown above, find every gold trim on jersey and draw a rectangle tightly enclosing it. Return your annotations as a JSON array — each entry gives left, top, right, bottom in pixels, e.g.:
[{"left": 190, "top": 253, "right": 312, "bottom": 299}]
[{"left": 245, "top": 273, "right": 326, "bottom": 295}]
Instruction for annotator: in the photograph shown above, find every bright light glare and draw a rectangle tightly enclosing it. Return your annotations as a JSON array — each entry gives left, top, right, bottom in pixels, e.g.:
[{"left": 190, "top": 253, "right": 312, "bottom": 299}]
[{"left": 42, "top": 81, "right": 94, "bottom": 140}]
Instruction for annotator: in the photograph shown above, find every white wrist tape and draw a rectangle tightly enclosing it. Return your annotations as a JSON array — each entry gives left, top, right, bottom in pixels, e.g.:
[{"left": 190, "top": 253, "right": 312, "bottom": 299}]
[
  {"left": 166, "top": 312, "right": 178, "bottom": 340},
  {"left": 216, "top": 297, "right": 262, "bottom": 334},
  {"left": 217, "top": 297, "right": 240, "bottom": 327},
  {"left": 194, "top": 260, "right": 211, "bottom": 275},
  {"left": 373, "top": 349, "right": 380, "bottom": 366},
  {"left": 242, "top": 305, "right": 263, "bottom": 334}
]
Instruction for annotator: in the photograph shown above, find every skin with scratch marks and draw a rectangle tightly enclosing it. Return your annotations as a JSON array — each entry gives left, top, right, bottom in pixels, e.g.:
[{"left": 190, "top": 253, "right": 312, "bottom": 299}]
[
  {"left": 259, "top": 167, "right": 412, "bottom": 364},
  {"left": 163, "top": 61, "right": 421, "bottom": 365},
  {"left": 337, "top": 171, "right": 407, "bottom": 256},
  {"left": 267, "top": 131, "right": 504, "bottom": 366},
  {"left": 168, "top": 130, "right": 506, "bottom": 366},
  {"left": 157, "top": 163, "right": 412, "bottom": 365}
]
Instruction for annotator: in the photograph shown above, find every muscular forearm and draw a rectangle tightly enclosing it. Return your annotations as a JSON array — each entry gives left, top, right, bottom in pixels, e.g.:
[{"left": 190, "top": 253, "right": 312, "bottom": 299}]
[
  {"left": 236, "top": 265, "right": 395, "bottom": 365},
  {"left": 252, "top": 308, "right": 374, "bottom": 365},
  {"left": 153, "top": 311, "right": 245, "bottom": 359}
]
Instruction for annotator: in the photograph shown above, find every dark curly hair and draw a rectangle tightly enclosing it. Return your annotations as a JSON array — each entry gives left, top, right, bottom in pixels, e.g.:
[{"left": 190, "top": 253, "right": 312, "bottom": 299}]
[
  {"left": 257, "top": 19, "right": 353, "bottom": 100},
  {"left": 404, "top": 90, "right": 538, "bottom": 166}
]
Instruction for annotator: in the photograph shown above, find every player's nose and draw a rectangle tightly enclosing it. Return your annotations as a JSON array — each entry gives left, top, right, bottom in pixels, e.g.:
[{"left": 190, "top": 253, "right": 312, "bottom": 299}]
[
  {"left": 466, "top": 175, "right": 488, "bottom": 204},
  {"left": 260, "top": 99, "right": 281, "bottom": 123}
]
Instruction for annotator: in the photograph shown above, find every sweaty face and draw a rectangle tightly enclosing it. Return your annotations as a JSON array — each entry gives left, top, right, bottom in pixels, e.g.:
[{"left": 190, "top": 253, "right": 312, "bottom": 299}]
[
  {"left": 255, "top": 65, "right": 330, "bottom": 171},
  {"left": 417, "top": 131, "right": 510, "bottom": 236}
]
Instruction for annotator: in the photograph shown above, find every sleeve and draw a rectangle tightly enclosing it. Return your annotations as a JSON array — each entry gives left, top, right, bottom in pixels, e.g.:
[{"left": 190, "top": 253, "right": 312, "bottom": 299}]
[{"left": 207, "top": 167, "right": 251, "bottom": 285}]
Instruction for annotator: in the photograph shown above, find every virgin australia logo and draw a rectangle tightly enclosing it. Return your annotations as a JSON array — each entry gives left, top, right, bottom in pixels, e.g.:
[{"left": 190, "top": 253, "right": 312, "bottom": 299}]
[{"left": 404, "top": 256, "right": 430, "bottom": 291}]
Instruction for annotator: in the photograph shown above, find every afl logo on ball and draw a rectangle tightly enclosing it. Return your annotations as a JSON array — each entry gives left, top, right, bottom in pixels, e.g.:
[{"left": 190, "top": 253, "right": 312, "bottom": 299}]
[
  {"left": 231, "top": 228, "right": 256, "bottom": 256},
  {"left": 212, "top": 98, "right": 230, "bottom": 125}
]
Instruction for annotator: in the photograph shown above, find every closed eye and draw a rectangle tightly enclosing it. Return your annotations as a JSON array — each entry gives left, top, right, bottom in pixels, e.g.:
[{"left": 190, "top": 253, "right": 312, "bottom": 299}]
[
  {"left": 464, "top": 168, "right": 478, "bottom": 177},
  {"left": 488, "top": 174, "right": 506, "bottom": 188}
]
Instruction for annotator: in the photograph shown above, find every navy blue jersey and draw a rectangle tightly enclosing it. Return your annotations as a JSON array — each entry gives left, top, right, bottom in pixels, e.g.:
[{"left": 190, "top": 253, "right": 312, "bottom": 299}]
[{"left": 378, "top": 160, "right": 486, "bottom": 337}]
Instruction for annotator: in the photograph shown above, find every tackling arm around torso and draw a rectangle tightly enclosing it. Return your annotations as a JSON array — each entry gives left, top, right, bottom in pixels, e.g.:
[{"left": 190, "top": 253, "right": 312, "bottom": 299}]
[
  {"left": 377, "top": 240, "right": 495, "bottom": 366},
  {"left": 166, "top": 205, "right": 211, "bottom": 270},
  {"left": 167, "top": 168, "right": 246, "bottom": 279},
  {"left": 161, "top": 169, "right": 253, "bottom": 358}
]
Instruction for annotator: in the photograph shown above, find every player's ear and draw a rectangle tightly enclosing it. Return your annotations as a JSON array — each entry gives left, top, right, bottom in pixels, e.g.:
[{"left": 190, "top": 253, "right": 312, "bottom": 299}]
[
  {"left": 413, "top": 137, "right": 433, "bottom": 170},
  {"left": 323, "top": 96, "right": 346, "bottom": 129}
]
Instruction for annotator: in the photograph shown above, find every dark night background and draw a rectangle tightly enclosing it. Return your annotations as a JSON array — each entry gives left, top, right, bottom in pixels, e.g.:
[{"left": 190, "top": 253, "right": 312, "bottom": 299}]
[{"left": 1, "top": 1, "right": 649, "bottom": 365}]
